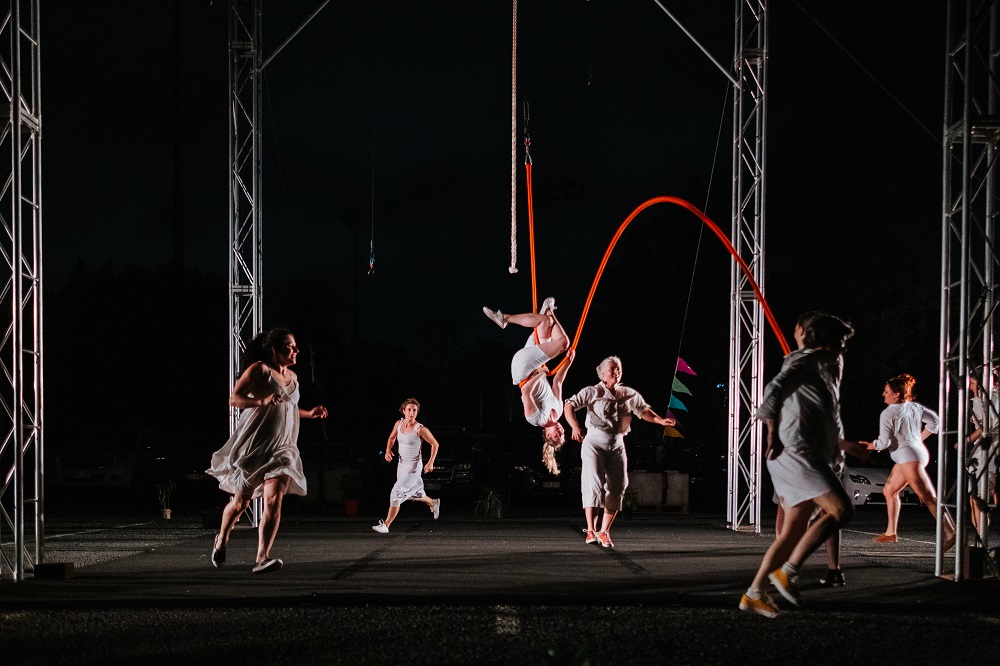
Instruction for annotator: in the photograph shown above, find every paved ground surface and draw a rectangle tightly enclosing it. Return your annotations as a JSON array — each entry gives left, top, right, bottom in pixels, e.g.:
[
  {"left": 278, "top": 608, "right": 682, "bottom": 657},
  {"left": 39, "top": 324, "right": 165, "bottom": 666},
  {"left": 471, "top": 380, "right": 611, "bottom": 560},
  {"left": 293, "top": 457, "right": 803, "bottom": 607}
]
[{"left": 2, "top": 506, "right": 999, "bottom": 664}]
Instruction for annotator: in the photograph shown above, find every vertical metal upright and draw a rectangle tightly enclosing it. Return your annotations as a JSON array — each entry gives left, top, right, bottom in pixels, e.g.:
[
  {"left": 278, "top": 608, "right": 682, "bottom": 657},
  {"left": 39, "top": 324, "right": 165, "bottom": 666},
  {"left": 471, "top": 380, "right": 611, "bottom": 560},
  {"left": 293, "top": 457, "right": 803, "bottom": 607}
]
[
  {"left": 938, "top": 0, "right": 999, "bottom": 580},
  {"left": 0, "top": 0, "right": 43, "bottom": 581},
  {"left": 727, "top": 0, "right": 768, "bottom": 533},
  {"left": 229, "top": 0, "right": 263, "bottom": 525}
]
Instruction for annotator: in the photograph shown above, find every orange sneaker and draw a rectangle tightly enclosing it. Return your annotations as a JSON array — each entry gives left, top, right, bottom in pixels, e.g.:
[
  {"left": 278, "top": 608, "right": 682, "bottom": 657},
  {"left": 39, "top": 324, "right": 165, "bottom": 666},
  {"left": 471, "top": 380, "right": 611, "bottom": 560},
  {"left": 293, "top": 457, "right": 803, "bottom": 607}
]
[
  {"left": 872, "top": 533, "right": 898, "bottom": 543},
  {"left": 739, "top": 593, "right": 780, "bottom": 618}
]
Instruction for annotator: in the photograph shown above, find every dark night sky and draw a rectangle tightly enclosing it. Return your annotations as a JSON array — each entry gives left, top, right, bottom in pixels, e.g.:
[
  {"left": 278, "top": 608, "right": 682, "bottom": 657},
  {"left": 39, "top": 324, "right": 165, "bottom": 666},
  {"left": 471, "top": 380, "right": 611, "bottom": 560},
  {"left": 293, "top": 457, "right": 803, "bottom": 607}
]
[{"left": 41, "top": 2, "right": 946, "bottom": 451}]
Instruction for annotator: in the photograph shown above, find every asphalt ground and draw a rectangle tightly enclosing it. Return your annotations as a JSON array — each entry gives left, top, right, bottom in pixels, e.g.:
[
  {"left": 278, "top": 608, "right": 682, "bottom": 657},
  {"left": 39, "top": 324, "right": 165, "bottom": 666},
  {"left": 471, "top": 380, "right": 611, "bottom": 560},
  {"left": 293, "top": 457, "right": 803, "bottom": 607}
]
[{"left": 3, "top": 506, "right": 999, "bottom": 664}]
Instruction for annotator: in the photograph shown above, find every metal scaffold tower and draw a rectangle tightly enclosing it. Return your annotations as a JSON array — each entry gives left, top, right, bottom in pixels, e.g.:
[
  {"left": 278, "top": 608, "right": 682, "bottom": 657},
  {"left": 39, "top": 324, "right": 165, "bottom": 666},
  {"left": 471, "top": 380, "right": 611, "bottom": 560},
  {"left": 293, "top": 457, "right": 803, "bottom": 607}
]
[
  {"left": 938, "top": 0, "right": 1000, "bottom": 580},
  {"left": 229, "top": 0, "right": 263, "bottom": 525},
  {"left": 0, "top": 0, "right": 43, "bottom": 581},
  {"left": 727, "top": 0, "right": 768, "bottom": 533}
]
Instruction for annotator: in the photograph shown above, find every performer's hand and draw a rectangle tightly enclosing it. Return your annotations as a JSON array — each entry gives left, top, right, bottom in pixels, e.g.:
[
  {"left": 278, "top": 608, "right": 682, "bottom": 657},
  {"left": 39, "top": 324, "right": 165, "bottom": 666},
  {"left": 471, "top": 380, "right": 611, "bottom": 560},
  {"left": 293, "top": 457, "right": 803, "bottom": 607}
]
[
  {"left": 571, "top": 426, "right": 584, "bottom": 442},
  {"left": 658, "top": 417, "right": 676, "bottom": 427},
  {"left": 423, "top": 462, "right": 434, "bottom": 473},
  {"left": 260, "top": 394, "right": 281, "bottom": 406},
  {"left": 384, "top": 450, "right": 394, "bottom": 462},
  {"left": 565, "top": 349, "right": 576, "bottom": 363},
  {"left": 306, "top": 405, "right": 328, "bottom": 419},
  {"left": 859, "top": 440, "right": 876, "bottom": 451}
]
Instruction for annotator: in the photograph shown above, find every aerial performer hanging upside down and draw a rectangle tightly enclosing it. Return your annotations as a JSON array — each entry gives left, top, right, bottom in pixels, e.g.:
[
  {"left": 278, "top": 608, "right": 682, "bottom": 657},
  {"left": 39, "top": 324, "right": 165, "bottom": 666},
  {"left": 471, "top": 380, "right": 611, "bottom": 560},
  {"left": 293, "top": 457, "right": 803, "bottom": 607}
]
[{"left": 483, "top": 297, "right": 575, "bottom": 474}]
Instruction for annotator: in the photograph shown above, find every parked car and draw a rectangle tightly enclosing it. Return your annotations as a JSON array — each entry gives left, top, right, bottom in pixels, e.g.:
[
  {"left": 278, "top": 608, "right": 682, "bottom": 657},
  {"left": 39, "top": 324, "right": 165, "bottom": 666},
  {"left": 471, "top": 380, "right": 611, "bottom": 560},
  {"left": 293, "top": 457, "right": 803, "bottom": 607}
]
[
  {"left": 49, "top": 428, "right": 176, "bottom": 489},
  {"left": 421, "top": 426, "right": 483, "bottom": 494},
  {"left": 504, "top": 434, "right": 581, "bottom": 502},
  {"left": 843, "top": 455, "right": 921, "bottom": 506}
]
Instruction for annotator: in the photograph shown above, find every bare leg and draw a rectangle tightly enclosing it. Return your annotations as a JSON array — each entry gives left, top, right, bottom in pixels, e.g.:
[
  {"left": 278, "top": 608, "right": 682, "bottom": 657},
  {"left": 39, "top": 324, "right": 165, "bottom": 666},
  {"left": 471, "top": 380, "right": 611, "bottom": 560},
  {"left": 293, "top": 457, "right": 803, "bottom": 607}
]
[
  {"left": 584, "top": 506, "right": 598, "bottom": 532},
  {"left": 217, "top": 493, "right": 252, "bottom": 549},
  {"left": 383, "top": 504, "right": 401, "bottom": 527},
  {"left": 881, "top": 464, "right": 907, "bottom": 536},
  {"left": 903, "top": 462, "right": 956, "bottom": 538},
  {"left": 787, "top": 487, "right": 853, "bottom": 569},
  {"left": 750, "top": 503, "right": 812, "bottom": 590},
  {"left": 602, "top": 509, "right": 618, "bottom": 535},
  {"left": 825, "top": 530, "right": 841, "bottom": 570},
  {"left": 256, "top": 476, "right": 289, "bottom": 563}
]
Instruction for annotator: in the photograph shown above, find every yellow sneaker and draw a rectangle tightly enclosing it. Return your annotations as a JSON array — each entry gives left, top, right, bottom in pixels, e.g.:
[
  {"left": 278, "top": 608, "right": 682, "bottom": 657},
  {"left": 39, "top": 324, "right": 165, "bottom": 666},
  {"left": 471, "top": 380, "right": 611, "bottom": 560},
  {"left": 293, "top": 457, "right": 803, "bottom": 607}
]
[
  {"left": 739, "top": 593, "right": 780, "bottom": 618},
  {"left": 768, "top": 568, "right": 802, "bottom": 607}
]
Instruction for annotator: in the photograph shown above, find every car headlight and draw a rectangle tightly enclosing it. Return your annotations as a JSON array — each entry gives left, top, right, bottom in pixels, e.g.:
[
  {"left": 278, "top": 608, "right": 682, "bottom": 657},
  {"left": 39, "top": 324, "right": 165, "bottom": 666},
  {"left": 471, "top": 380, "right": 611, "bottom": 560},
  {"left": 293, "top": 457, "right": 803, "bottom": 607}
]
[{"left": 848, "top": 474, "right": 871, "bottom": 485}]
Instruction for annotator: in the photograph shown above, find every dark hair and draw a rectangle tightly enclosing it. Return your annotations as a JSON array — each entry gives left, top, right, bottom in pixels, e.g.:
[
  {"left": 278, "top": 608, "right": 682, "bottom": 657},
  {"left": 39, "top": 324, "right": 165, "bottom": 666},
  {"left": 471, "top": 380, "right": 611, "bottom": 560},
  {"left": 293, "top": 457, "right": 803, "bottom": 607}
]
[
  {"left": 239, "top": 328, "right": 294, "bottom": 374},
  {"left": 887, "top": 373, "right": 917, "bottom": 402},
  {"left": 800, "top": 312, "right": 854, "bottom": 353},
  {"left": 399, "top": 398, "right": 420, "bottom": 415}
]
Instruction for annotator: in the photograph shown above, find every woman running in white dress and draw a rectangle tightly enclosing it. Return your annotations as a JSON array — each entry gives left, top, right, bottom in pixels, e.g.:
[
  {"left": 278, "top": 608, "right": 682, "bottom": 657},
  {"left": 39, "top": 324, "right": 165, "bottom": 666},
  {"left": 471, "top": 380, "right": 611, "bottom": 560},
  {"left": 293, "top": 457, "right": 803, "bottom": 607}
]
[
  {"left": 739, "top": 313, "right": 855, "bottom": 617},
  {"left": 372, "top": 398, "right": 441, "bottom": 533},
  {"left": 861, "top": 373, "right": 956, "bottom": 548},
  {"left": 207, "top": 328, "right": 328, "bottom": 573}
]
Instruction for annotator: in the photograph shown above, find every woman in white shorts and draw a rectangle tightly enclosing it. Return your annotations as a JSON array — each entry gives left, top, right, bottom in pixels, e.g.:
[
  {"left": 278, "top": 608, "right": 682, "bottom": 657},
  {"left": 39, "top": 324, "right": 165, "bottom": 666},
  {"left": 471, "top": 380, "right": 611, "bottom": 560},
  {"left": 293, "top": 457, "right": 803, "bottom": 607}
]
[
  {"left": 563, "top": 356, "right": 675, "bottom": 549},
  {"left": 372, "top": 398, "right": 441, "bottom": 534},
  {"left": 483, "top": 298, "right": 575, "bottom": 474},
  {"left": 861, "top": 373, "right": 956, "bottom": 547},
  {"left": 739, "top": 313, "right": 855, "bottom": 618}
]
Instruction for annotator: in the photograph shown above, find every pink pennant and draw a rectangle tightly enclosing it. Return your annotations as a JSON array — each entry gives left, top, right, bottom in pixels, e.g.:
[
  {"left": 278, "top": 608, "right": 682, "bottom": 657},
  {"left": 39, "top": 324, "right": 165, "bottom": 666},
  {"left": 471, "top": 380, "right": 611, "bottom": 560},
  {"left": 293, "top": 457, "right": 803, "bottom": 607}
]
[{"left": 676, "top": 357, "right": 697, "bottom": 376}]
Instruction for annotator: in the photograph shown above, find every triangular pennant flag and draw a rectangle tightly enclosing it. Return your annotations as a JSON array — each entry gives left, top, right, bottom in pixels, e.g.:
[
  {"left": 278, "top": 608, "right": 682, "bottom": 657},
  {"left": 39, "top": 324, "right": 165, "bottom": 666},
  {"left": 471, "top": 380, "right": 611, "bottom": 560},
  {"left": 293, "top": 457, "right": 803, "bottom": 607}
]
[
  {"left": 662, "top": 424, "right": 685, "bottom": 439},
  {"left": 664, "top": 409, "right": 681, "bottom": 427},
  {"left": 671, "top": 377, "right": 692, "bottom": 395},
  {"left": 676, "top": 357, "right": 697, "bottom": 376},
  {"left": 668, "top": 395, "right": 688, "bottom": 411}
]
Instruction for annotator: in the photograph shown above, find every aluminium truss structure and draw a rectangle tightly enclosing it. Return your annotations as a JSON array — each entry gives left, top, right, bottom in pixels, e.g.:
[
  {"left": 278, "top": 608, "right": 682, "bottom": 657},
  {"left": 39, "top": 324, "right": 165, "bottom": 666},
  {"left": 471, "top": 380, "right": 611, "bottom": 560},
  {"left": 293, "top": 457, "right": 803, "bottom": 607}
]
[
  {"left": 727, "top": 0, "right": 768, "bottom": 533},
  {"left": 229, "top": 0, "right": 263, "bottom": 525},
  {"left": 0, "top": 0, "right": 42, "bottom": 581},
  {"left": 938, "top": 0, "right": 1000, "bottom": 580}
]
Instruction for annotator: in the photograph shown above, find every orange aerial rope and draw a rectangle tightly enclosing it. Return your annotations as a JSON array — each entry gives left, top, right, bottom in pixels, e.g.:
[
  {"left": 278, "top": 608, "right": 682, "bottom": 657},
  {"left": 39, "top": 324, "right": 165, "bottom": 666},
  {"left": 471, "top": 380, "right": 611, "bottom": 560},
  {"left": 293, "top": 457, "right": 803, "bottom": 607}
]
[{"left": 536, "top": 195, "right": 790, "bottom": 377}]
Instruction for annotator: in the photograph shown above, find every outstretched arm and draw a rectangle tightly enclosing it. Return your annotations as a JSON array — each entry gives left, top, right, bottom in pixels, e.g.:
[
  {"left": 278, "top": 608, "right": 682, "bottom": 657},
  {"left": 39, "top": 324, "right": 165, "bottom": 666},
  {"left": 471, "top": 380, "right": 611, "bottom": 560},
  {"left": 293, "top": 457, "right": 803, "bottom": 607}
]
[{"left": 638, "top": 407, "right": 675, "bottom": 427}]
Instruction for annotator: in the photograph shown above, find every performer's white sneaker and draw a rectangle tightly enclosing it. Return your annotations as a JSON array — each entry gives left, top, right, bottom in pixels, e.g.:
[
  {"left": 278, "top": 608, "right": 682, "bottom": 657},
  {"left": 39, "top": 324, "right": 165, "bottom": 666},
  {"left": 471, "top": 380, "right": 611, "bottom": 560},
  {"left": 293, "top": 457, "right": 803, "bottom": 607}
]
[
  {"left": 483, "top": 307, "right": 507, "bottom": 329},
  {"left": 539, "top": 296, "right": 557, "bottom": 315},
  {"left": 432, "top": 498, "right": 441, "bottom": 520},
  {"left": 372, "top": 520, "right": 389, "bottom": 534}
]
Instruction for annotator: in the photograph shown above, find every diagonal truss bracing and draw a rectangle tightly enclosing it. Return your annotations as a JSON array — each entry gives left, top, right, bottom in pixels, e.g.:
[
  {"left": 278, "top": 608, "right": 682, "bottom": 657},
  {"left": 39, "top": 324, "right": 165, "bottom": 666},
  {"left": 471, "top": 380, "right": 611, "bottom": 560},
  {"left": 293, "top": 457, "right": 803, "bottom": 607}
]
[
  {"left": 938, "top": 0, "right": 1000, "bottom": 580},
  {"left": 727, "top": 0, "right": 768, "bottom": 533},
  {"left": 0, "top": 0, "right": 42, "bottom": 582}
]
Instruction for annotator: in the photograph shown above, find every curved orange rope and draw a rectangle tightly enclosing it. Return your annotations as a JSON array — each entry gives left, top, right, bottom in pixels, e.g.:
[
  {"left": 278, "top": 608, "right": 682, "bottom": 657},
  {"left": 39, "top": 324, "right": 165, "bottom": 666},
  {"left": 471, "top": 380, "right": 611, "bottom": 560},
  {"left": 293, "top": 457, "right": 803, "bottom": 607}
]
[{"left": 545, "top": 196, "right": 789, "bottom": 376}]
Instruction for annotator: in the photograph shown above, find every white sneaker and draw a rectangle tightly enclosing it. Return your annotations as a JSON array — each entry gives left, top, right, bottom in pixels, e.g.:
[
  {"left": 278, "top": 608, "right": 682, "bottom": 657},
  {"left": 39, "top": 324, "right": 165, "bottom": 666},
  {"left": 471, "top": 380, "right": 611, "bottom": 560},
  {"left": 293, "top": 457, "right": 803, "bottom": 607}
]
[
  {"left": 432, "top": 498, "right": 441, "bottom": 520},
  {"left": 483, "top": 307, "right": 507, "bottom": 329},
  {"left": 372, "top": 520, "right": 389, "bottom": 534},
  {"left": 539, "top": 297, "right": 557, "bottom": 314}
]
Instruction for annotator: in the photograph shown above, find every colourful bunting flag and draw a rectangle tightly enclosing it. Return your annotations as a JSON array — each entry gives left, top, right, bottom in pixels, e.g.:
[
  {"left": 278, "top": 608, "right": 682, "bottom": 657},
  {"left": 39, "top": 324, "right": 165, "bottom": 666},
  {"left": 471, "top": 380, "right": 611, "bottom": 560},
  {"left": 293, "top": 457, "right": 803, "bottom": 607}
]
[
  {"left": 662, "top": 425, "right": 685, "bottom": 439},
  {"left": 664, "top": 409, "right": 681, "bottom": 426},
  {"left": 668, "top": 395, "right": 688, "bottom": 411},
  {"left": 671, "top": 377, "right": 692, "bottom": 395},
  {"left": 676, "top": 357, "right": 697, "bottom": 376}
]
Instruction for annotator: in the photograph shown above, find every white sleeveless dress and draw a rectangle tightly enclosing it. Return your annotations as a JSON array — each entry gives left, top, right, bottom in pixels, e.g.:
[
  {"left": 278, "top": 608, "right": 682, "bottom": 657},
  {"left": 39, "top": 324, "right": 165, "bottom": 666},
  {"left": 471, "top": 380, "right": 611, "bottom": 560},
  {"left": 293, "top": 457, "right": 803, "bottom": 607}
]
[
  {"left": 389, "top": 420, "right": 427, "bottom": 507},
  {"left": 207, "top": 371, "right": 308, "bottom": 499}
]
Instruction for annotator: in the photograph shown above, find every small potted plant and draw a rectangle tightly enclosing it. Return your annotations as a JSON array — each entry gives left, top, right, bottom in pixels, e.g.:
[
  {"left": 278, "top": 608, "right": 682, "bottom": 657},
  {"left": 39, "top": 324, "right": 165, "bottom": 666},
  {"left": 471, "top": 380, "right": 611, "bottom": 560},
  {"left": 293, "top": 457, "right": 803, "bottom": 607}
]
[{"left": 157, "top": 479, "right": 177, "bottom": 520}]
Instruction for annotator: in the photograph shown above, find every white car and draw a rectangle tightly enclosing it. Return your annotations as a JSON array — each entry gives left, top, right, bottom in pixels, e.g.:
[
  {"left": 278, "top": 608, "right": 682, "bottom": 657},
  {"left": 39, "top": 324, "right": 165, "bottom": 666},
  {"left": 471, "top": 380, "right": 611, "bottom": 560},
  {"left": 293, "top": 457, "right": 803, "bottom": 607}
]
[{"left": 842, "top": 461, "right": 920, "bottom": 506}]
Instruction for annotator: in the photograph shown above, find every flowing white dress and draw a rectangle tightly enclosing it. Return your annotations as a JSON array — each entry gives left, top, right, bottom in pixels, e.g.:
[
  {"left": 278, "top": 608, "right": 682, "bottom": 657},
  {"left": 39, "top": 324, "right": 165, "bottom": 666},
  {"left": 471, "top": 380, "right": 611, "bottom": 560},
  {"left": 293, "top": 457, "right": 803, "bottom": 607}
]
[
  {"left": 207, "top": 371, "right": 308, "bottom": 499},
  {"left": 389, "top": 421, "right": 427, "bottom": 507}
]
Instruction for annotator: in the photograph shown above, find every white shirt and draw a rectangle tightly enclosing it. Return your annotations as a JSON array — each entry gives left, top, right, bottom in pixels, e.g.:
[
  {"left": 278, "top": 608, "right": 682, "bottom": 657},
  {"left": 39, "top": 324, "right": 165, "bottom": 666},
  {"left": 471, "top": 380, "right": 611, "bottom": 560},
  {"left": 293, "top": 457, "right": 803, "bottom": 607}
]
[
  {"left": 757, "top": 348, "right": 843, "bottom": 467},
  {"left": 872, "top": 401, "right": 939, "bottom": 460},
  {"left": 565, "top": 383, "right": 651, "bottom": 436}
]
